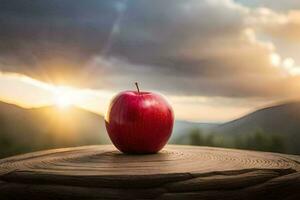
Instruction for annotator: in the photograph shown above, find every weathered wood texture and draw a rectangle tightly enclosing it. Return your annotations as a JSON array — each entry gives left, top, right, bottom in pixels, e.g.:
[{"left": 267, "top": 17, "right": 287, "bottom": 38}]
[{"left": 0, "top": 145, "right": 299, "bottom": 200}]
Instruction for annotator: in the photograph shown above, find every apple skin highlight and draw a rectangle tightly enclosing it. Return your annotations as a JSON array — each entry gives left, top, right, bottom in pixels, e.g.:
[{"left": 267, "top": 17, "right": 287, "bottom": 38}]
[{"left": 105, "top": 89, "right": 174, "bottom": 154}]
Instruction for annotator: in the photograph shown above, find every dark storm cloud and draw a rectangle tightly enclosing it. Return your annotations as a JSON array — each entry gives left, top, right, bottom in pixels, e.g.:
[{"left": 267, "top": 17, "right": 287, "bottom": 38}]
[
  {"left": 0, "top": 0, "right": 243, "bottom": 82},
  {"left": 0, "top": 0, "right": 122, "bottom": 79},
  {"left": 0, "top": 0, "right": 298, "bottom": 97}
]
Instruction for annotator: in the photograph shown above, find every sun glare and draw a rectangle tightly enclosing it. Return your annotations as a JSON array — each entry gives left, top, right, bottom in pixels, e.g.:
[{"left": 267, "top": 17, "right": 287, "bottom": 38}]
[
  {"left": 55, "top": 95, "right": 72, "bottom": 108},
  {"left": 52, "top": 86, "right": 78, "bottom": 109}
]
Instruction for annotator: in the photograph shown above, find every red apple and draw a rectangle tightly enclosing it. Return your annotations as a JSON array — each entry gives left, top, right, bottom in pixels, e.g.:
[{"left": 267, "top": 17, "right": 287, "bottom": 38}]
[{"left": 105, "top": 83, "right": 174, "bottom": 154}]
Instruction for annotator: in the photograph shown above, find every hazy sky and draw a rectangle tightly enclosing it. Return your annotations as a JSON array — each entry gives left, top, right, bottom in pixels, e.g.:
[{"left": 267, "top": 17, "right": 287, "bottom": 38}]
[{"left": 1, "top": 0, "right": 300, "bottom": 121}]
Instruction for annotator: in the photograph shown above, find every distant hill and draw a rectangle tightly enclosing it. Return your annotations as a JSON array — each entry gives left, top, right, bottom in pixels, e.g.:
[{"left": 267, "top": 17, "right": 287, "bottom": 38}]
[
  {"left": 213, "top": 101, "right": 300, "bottom": 154},
  {"left": 170, "top": 120, "right": 218, "bottom": 143},
  {"left": 1, "top": 100, "right": 300, "bottom": 157},
  {"left": 0, "top": 101, "right": 217, "bottom": 158},
  {"left": 0, "top": 101, "right": 110, "bottom": 158}
]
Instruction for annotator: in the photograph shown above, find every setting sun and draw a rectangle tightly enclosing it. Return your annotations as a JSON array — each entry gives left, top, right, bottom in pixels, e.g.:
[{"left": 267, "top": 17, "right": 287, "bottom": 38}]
[
  {"left": 53, "top": 86, "right": 78, "bottom": 109},
  {"left": 55, "top": 95, "right": 72, "bottom": 108}
]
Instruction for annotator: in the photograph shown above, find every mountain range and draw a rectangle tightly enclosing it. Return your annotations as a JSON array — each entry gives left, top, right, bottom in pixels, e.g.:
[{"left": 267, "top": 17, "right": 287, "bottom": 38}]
[
  {"left": 211, "top": 101, "right": 300, "bottom": 154},
  {"left": 0, "top": 100, "right": 300, "bottom": 157},
  {"left": 0, "top": 101, "right": 109, "bottom": 158}
]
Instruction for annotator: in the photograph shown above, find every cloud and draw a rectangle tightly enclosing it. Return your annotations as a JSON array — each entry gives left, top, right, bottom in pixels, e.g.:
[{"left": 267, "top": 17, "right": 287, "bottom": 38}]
[
  {"left": 1, "top": 0, "right": 300, "bottom": 99},
  {"left": 236, "top": 0, "right": 300, "bottom": 11},
  {"left": 258, "top": 10, "right": 300, "bottom": 42},
  {"left": 0, "top": 0, "right": 123, "bottom": 85},
  {"left": 248, "top": 8, "right": 300, "bottom": 65},
  {"left": 0, "top": 71, "right": 276, "bottom": 121}
]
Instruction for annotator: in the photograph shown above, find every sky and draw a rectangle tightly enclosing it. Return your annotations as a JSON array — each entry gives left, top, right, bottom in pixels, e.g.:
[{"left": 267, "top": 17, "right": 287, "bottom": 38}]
[{"left": 1, "top": 0, "right": 300, "bottom": 122}]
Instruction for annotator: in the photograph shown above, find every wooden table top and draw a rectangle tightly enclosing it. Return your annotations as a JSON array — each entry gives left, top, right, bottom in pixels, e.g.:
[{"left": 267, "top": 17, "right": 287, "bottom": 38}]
[{"left": 0, "top": 145, "right": 299, "bottom": 200}]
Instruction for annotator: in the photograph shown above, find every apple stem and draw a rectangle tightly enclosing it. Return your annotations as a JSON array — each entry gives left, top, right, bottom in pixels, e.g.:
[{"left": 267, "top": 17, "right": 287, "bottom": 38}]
[{"left": 135, "top": 82, "right": 140, "bottom": 94}]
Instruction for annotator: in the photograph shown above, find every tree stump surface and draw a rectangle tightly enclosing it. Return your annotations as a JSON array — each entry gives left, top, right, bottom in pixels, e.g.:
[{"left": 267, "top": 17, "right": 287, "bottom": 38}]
[{"left": 0, "top": 145, "right": 299, "bottom": 200}]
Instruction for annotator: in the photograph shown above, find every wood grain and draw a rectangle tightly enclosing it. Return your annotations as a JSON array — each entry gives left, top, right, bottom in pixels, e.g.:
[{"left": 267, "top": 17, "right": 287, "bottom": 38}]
[{"left": 0, "top": 145, "right": 299, "bottom": 200}]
